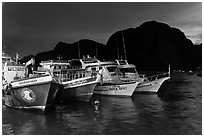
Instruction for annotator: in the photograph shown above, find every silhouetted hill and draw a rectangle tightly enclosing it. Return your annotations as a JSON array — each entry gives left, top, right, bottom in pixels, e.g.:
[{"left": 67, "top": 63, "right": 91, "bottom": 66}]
[
  {"left": 34, "top": 39, "right": 107, "bottom": 66},
  {"left": 20, "top": 21, "right": 201, "bottom": 71},
  {"left": 106, "top": 21, "right": 201, "bottom": 70}
]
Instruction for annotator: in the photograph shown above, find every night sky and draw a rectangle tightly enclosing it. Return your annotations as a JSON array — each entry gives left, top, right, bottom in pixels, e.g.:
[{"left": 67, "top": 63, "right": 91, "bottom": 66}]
[{"left": 2, "top": 2, "right": 202, "bottom": 57}]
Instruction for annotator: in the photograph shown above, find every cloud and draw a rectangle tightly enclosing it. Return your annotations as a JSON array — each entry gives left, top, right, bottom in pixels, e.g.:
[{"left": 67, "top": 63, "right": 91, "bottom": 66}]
[
  {"left": 3, "top": 2, "right": 202, "bottom": 56},
  {"left": 180, "top": 24, "right": 202, "bottom": 44}
]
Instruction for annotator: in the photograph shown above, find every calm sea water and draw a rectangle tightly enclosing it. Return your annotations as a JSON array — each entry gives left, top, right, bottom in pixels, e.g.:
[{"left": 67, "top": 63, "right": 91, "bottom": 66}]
[{"left": 2, "top": 72, "right": 202, "bottom": 135}]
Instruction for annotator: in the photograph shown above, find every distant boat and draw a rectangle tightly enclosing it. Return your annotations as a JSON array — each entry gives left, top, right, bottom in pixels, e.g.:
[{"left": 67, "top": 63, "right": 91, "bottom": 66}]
[
  {"left": 40, "top": 59, "right": 102, "bottom": 102},
  {"left": 3, "top": 62, "right": 61, "bottom": 111},
  {"left": 115, "top": 59, "right": 170, "bottom": 93}
]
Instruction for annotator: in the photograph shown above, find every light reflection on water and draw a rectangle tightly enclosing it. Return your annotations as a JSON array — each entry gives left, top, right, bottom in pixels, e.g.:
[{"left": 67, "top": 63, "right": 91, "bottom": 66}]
[{"left": 2, "top": 72, "right": 202, "bottom": 135}]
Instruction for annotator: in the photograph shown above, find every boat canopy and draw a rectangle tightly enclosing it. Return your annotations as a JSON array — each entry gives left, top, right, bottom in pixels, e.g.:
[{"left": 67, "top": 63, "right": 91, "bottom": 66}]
[
  {"left": 115, "top": 60, "right": 128, "bottom": 65},
  {"left": 100, "top": 61, "right": 117, "bottom": 66},
  {"left": 118, "top": 64, "right": 136, "bottom": 69},
  {"left": 81, "top": 57, "right": 99, "bottom": 64},
  {"left": 40, "top": 60, "right": 70, "bottom": 70}
]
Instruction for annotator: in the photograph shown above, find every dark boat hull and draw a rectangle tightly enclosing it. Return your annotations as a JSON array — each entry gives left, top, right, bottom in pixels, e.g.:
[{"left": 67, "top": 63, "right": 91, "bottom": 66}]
[
  {"left": 62, "top": 82, "right": 97, "bottom": 102},
  {"left": 4, "top": 75, "right": 61, "bottom": 111},
  {"left": 61, "top": 76, "right": 99, "bottom": 102}
]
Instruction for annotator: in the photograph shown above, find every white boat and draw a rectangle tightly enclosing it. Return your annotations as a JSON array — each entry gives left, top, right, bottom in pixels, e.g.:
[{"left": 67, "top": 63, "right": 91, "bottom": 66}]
[
  {"left": 94, "top": 61, "right": 140, "bottom": 96},
  {"left": 40, "top": 60, "right": 102, "bottom": 102},
  {"left": 135, "top": 74, "right": 170, "bottom": 93},
  {"left": 135, "top": 65, "right": 171, "bottom": 93},
  {"left": 70, "top": 57, "right": 140, "bottom": 96},
  {"left": 116, "top": 60, "right": 171, "bottom": 93},
  {"left": 94, "top": 81, "right": 139, "bottom": 96}
]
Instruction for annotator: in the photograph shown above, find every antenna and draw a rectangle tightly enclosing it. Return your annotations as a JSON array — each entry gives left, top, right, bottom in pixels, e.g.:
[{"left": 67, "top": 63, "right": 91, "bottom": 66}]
[
  {"left": 121, "top": 31, "right": 127, "bottom": 60},
  {"left": 78, "top": 41, "right": 81, "bottom": 59}
]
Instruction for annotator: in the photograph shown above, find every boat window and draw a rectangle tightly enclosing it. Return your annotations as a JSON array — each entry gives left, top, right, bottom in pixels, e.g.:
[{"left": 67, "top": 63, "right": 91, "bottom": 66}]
[
  {"left": 118, "top": 60, "right": 127, "bottom": 65},
  {"left": 69, "top": 60, "right": 82, "bottom": 66},
  {"left": 119, "top": 68, "right": 137, "bottom": 73},
  {"left": 61, "top": 65, "right": 67, "bottom": 69},
  {"left": 91, "top": 67, "right": 96, "bottom": 71},
  {"left": 106, "top": 66, "right": 119, "bottom": 73},
  {"left": 8, "top": 67, "right": 12, "bottom": 71}
]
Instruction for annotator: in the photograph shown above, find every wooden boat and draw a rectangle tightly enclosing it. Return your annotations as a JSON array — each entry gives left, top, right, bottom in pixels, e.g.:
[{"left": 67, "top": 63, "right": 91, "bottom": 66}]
[
  {"left": 40, "top": 60, "right": 102, "bottom": 102},
  {"left": 135, "top": 74, "right": 170, "bottom": 93},
  {"left": 93, "top": 61, "right": 140, "bottom": 96},
  {"left": 70, "top": 57, "right": 140, "bottom": 96},
  {"left": 116, "top": 60, "right": 171, "bottom": 93},
  {"left": 3, "top": 62, "right": 61, "bottom": 111},
  {"left": 135, "top": 66, "right": 170, "bottom": 93}
]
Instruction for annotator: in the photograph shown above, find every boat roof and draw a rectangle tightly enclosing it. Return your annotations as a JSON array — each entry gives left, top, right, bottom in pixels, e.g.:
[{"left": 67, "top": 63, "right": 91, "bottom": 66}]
[
  {"left": 81, "top": 57, "right": 99, "bottom": 64},
  {"left": 100, "top": 61, "right": 118, "bottom": 66},
  {"left": 115, "top": 59, "right": 128, "bottom": 65},
  {"left": 40, "top": 60, "right": 70, "bottom": 66},
  {"left": 4, "top": 62, "right": 25, "bottom": 67},
  {"left": 118, "top": 64, "right": 136, "bottom": 68}
]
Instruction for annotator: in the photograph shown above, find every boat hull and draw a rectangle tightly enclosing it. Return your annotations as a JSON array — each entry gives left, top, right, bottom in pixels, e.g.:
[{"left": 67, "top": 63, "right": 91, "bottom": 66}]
[
  {"left": 62, "top": 82, "right": 97, "bottom": 102},
  {"left": 62, "top": 76, "right": 99, "bottom": 102},
  {"left": 4, "top": 75, "right": 60, "bottom": 111},
  {"left": 135, "top": 77, "right": 170, "bottom": 93},
  {"left": 94, "top": 82, "right": 139, "bottom": 96}
]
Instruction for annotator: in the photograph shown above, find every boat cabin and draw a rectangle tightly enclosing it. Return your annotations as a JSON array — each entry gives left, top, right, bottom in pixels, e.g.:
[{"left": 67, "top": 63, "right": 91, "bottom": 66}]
[
  {"left": 3, "top": 62, "right": 26, "bottom": 83},
  {"left": 39, "top": 60, "right": 96, "bottom": 82},
  {"left": 69, "top": 57, "right": 101, "bottom": 71},
  {"left": 100, "top": 63, "right": 122, "bottom": 84},
  {"left": 40, "top": 60, "right": 71, "bottom": 71}
]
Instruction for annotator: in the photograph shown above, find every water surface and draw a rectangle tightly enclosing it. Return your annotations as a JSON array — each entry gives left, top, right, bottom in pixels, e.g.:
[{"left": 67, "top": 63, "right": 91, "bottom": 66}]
[{"left": 2, "top": 72, "right": 202, "bottom": 135}]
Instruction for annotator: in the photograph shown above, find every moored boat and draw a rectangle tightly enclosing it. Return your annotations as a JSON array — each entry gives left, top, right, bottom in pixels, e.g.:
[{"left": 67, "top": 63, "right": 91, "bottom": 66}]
[
  {"left": 3, "top": 62, "right": 61, "bottom": 111},
  {"left": 135, "top": 66, "right": 170, "bottom": 93},
  {"left": 94, "top": 61, "right": 140, "bottom": 96},
  {"left": 135, "top": 74, "right": 170, "bottom": 93},
  {"left": 70, "top": 57, "right": 140, "bottom": 96},
  {"left": 116, "top": 60, "right": 171, "bottom": 93},
  {"left": 60, "top": 69, "right": 102, "bottom": 101},
  {"left": 40, "top": 59, "right": 102, "bottom": 102}
]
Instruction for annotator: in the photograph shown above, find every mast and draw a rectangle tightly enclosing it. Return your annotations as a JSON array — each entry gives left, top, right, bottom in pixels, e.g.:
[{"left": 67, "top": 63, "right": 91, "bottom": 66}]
[
  {"left": 95, "top": 42, "right": 98, "bottom": 58},
  {"left": 116, "top": 36, "right": 119, "bottom": 59},
  {"left": 121, "top": 31, "right": 127, "bottom": 60},
  {"left": 15, "top": 53, "right": 19, "bottom": 64},
  {"left": 168, "top": 65, "right": 171, "bottom": 77},
  {"left": 78, "top": 41, "right": 81, "bottom": 59}
]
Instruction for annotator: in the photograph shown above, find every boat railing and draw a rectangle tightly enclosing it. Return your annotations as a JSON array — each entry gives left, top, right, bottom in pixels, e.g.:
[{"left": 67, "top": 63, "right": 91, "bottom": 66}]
[
  {"left": 102, "top": 73, "right": 136, "bottom": 84},
  {"left": 53, "top": 69, "right": 98, "bottom": 82},
  {"left": 145, "top": 72, "right": 169, "bottom": 81}
]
